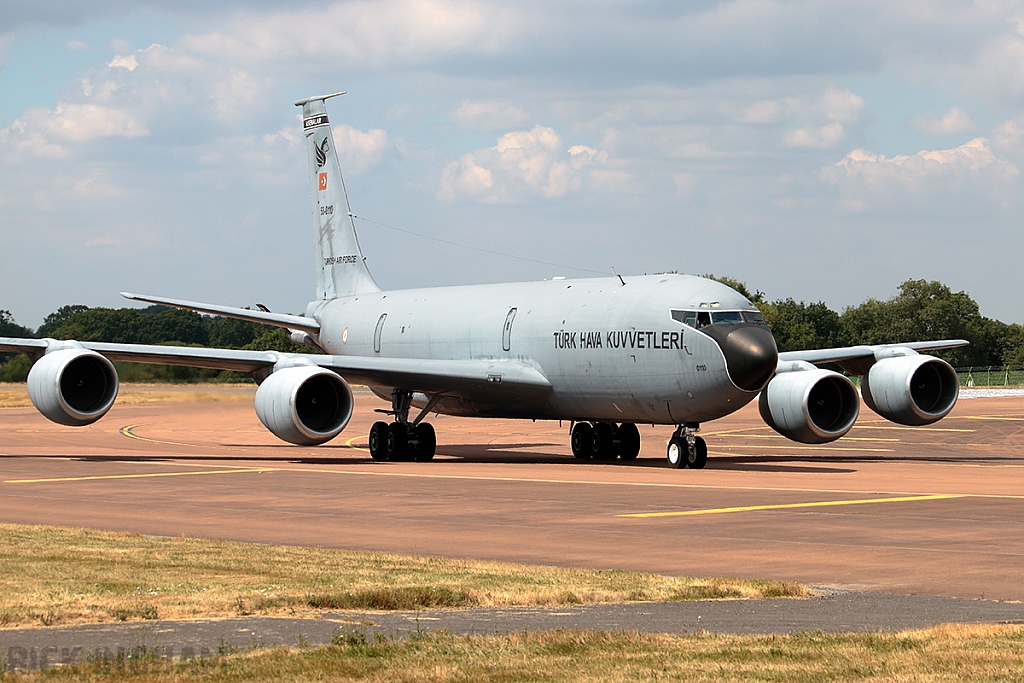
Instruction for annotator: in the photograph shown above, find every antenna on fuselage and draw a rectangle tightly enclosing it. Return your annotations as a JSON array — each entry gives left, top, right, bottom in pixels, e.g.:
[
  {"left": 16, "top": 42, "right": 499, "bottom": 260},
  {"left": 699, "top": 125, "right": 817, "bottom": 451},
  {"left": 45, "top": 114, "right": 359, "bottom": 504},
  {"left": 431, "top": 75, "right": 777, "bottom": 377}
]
[{"left": 611, "top": 267, "right": 626, "bottom": 286}]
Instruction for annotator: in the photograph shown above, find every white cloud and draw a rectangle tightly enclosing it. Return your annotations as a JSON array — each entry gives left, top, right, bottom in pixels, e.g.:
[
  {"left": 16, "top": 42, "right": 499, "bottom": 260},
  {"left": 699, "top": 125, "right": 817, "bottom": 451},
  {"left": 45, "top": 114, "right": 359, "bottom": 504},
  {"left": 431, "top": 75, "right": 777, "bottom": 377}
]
[
  {"left": 131, "top": 43, "right": 204, "bottom": 75},
  {"left": 331, "top": 124, "right": 390, "bottom": 175},
  {"left": 18, "top": 102, "right": 146, "bottom": 144},
  {"left": 782, "top": 88, "right": 866, "bottom": 149},
  {"left": 990, "top": 115, "right": 1024, "bottom": 162},
  {"left": 0, "top": 103, "right": 148, "bottom": 162},
  {"left": 26, "top": 169, "right": 126, "bottom": 214},
  {"left": 210, "top": 68, "right": 270, "bottom": 120},
  {"left": 910, "top": 108, "right": 974, "bottom": 136},
  {"left": 738, "top": 100, "right": 784, "bottom": 124},
  {"left": 70, "top": 169, "right": 124, "bottom": 199},
  {"left": 785, "top": 122, "right": 847, "bottom": 149},
  {"left": 960, "top": 30, "right": 1024, "bottom": 105},
  {"left": 824, "top": 138, "right": 1019, "bottom": 211},
  {"left": 182, "top": 0, "right": 518, "bottom": 72},
  {"left": 65, "top": 39, "right": 88, "bottom": 51},
  {"left": 40, "top": 104, "right": 148, "bottom": 142},
  {"left": 438, "top": 125, "right": 610, "bottom": 202},
  {"left": 108, "top": 54, "right": 138, "bottom": 71}
]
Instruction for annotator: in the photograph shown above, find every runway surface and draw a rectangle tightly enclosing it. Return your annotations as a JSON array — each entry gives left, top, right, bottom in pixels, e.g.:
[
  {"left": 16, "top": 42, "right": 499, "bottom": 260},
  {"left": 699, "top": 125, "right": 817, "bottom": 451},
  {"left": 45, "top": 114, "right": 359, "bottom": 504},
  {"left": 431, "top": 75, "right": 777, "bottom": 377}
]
[{"left": 1, "top": 385, "right": 1023, "bottom": 601}]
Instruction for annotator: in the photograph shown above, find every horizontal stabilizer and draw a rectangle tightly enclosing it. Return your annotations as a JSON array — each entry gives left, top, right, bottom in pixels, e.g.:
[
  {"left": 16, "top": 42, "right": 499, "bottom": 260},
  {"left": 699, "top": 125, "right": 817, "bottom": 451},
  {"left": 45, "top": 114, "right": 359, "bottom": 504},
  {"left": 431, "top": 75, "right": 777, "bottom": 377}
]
[{"left": 120, "top": 292, "right": 320, "bottom": 334}]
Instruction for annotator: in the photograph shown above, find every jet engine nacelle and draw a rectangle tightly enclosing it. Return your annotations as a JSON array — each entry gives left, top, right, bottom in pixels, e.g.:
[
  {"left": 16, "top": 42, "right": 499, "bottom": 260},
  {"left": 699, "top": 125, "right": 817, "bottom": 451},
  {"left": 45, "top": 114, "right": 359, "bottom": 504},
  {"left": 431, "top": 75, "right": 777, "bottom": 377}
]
[
  {"left": 27, "top": 347, "right": 119, "bottom": 426},
  {"left": 758, "top": 365, "right": 860, "bottom": 444},
  {"left": 861, "top": 354, "right": 959, "bottom": 426},
  {"left": 254, "top": 365, "right": 353, "bottom": 446}
]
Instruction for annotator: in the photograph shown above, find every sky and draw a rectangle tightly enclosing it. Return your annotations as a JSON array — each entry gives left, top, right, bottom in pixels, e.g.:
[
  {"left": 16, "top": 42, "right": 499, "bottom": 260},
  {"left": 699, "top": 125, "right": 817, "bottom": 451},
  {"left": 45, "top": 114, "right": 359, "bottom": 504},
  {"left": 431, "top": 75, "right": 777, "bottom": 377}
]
[{"left": 2, "top": 0, "right": 1024, "bottom": 330}]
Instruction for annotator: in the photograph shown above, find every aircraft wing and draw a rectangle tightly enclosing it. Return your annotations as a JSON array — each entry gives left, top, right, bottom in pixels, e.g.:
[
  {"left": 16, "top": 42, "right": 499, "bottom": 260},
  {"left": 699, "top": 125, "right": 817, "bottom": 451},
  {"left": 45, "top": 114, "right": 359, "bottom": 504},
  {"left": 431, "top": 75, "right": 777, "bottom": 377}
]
[
  {"left": 120, "top": 292, "right": 320, "bottom": 334},
  {"left": 0, "top": 338, "right": 47, "bottom": 356},
  {"left": 0, "top": 338, "right": 552, "bottom": 401},
  {"left": 778, "top": 339, "right": 969, "bottom": 374},
  {"left": 315, "top": 354, "right": 552, "bottom": 402},
  {"left": 0, "top": 337, "right": 279, "bottom": 372}
]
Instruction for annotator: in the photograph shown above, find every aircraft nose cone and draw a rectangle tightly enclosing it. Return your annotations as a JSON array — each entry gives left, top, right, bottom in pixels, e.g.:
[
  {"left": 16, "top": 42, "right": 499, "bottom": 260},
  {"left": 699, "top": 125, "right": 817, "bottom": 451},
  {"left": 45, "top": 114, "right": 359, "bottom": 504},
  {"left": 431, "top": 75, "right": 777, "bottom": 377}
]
[{"left": 703, "top": 323, "right": 779, "bottom": 392}]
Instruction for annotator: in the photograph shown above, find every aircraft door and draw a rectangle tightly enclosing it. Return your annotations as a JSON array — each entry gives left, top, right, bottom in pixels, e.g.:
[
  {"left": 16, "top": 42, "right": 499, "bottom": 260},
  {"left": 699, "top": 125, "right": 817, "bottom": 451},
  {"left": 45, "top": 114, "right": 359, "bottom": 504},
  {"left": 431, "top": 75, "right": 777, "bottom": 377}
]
[
  {"left": 502, "top": 308, "right": 517, "bottom": 352},
  {"left": 374, "top": 313, "right": 387, "bottom": 353}
]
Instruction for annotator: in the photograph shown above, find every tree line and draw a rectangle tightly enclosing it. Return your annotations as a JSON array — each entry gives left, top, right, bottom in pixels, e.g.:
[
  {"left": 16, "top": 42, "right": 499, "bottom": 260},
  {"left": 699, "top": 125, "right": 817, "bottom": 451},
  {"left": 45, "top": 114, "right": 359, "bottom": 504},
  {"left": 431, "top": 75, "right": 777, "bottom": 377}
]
[
  {"left": 0, "top": 305, "right": 308, "bottom": 383},
  {"left": 2, "top": 278, "right": 1023, "bottom": 383},
  {"left": 707, "top": 277, "right": 1024, "bottom": 368}
]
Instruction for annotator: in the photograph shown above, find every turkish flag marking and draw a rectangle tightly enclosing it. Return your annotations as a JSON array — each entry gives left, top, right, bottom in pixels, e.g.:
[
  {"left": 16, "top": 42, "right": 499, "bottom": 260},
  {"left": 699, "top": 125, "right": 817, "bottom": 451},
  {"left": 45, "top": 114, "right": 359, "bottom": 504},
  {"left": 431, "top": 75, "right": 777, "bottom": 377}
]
[{"left": 319, "top": 172, "right": 328, "bottom": 191}]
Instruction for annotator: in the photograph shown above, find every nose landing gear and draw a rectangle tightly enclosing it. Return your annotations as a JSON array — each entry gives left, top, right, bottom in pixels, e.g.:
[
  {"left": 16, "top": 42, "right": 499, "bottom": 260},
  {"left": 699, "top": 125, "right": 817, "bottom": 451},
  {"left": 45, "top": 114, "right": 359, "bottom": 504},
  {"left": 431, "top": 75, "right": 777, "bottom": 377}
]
[{"left": 666, "top": 424, "right": 707, "bottom": 469}]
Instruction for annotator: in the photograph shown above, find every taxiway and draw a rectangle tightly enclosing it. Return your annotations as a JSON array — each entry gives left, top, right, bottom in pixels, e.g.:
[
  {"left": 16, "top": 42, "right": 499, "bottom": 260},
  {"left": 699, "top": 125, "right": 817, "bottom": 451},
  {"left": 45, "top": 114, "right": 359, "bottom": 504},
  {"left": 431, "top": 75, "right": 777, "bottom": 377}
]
[{"left": 1, "top": 385, "right": 1022, "bottom": 600}]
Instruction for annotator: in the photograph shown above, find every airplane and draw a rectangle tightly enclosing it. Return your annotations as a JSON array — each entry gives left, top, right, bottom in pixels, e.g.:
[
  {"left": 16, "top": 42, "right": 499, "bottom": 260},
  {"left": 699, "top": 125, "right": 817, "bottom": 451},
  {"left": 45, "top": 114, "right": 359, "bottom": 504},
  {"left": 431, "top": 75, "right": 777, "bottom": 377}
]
[{"left": 0, "top": 92, "right": 968, "bottom": 469}]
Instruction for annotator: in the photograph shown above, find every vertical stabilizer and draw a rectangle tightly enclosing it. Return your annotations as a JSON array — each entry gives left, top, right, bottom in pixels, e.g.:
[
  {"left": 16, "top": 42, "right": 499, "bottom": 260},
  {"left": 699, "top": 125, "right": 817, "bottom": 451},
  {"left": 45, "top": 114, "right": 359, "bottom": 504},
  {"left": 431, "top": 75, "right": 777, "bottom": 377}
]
[{"left": 296, "top": 92, "right": 380, "bottom": 299}]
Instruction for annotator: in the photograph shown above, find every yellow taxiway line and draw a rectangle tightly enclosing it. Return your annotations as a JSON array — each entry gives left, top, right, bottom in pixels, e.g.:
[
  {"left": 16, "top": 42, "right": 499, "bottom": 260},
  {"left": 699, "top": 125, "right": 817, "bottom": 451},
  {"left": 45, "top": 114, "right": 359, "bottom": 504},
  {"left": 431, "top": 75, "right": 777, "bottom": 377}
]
[
  {"left": 119, "top": 424, "right": 218, "bottom": 449},
  {"left": 618, "top": 493, "right": 965, "bottom": 518},
  {"left": 5, "top": 469, "right": 273, "bottom": 484}
]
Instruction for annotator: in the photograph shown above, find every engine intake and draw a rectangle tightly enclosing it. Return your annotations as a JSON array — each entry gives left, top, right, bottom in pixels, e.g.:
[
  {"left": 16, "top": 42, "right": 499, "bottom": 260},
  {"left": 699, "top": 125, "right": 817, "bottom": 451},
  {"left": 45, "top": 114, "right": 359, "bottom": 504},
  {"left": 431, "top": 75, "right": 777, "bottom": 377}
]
[
  {"left": 254, "top": 366, "right": 353, "bottom": 445},
  {"left": 27, "top": 348, "right": 119, "bottom": 426},
  {"left": 862, "top": 355, "right": 959, "bottom": 426},
  {"left": 759, "top": 368, "right": 860, "bottom": 444}
]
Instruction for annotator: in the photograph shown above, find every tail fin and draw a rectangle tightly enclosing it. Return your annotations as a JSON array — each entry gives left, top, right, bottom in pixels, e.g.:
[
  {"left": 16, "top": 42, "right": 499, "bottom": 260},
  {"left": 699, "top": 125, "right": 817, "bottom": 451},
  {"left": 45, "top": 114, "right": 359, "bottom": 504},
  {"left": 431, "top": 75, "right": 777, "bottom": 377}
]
[{"left": 296, "top": 92, "right": 380, "bottom": 300}]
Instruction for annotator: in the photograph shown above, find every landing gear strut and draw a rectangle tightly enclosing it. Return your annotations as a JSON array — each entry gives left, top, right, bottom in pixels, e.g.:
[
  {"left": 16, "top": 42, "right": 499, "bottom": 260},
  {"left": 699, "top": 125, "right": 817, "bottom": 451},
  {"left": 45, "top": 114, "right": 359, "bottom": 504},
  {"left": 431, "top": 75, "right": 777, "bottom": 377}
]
[
  {"left": 666, "top": 424, "right": 707, "bottom": 469},
  {"left": 368, "top": 390, "right": 438, "bottom": 462},
  {"left": 570, "top": 422, "right": 642, "bottom": 462}
]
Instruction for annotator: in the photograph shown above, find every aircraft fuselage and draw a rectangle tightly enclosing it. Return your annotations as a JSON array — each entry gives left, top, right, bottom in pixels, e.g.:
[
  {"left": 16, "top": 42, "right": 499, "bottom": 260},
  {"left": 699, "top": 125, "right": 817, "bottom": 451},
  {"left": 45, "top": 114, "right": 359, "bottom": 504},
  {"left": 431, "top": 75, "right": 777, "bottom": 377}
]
[{"left": 308, "top": 272, "right": 776, "bottom": 425}]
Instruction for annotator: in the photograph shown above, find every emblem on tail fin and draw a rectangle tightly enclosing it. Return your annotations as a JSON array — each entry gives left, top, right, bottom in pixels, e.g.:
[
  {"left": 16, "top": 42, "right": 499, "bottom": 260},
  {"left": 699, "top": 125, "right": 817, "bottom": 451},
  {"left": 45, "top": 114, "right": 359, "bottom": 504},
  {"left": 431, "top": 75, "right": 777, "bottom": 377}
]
[{"left": 315, "top": 138, "right": 330, "bottom": 168}]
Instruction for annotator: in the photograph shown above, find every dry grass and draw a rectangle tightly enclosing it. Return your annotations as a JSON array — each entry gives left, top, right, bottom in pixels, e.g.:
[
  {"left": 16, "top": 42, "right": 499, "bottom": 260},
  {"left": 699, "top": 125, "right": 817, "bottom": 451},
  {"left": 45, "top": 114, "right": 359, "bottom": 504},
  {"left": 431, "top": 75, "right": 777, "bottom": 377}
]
[
  {"left": 0, "top": 384, "right": 255, "bottom": 408},
  {"left": 8, "top": 625, "right": 1024, "bottom": 681},
  {"left": 0, "top": 524, "right": 805, "bottom": 630}
]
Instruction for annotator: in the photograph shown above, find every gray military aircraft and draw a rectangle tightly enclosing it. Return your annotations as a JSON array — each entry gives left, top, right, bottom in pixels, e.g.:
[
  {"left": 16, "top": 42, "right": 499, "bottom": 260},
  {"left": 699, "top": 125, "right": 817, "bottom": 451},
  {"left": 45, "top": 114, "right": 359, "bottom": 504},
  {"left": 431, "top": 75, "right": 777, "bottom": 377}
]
[{"left": 0, "top": 92, "right": 968, "bottom": 468}]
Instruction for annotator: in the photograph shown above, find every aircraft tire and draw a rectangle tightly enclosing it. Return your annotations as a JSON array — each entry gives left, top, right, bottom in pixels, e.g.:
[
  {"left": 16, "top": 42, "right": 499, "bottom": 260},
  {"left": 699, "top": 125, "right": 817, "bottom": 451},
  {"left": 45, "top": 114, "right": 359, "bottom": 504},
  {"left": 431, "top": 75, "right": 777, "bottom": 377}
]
[
  {"left": 413, "top": 422, "right": 436, "bottom": 462},
  {"left": 369, "top": 421, "right": 389, "bottom": 461},
  {"left": 617, "top": 423, "right": 641, "bottom": 461},
  {"left": 591, "top": 422, "right": 617, "bottom": 460},
  {"left": 571, "top": 422, "right": 593, "bottom": 459},
  {"left": 385, "top": 422, "right": 409, "bottom": 461},
  {"left": 666, "top": 436, "right": 687, "bottom": 469},
  {"left": 687, "top": 437, "right": 708, "bottom": 469}
]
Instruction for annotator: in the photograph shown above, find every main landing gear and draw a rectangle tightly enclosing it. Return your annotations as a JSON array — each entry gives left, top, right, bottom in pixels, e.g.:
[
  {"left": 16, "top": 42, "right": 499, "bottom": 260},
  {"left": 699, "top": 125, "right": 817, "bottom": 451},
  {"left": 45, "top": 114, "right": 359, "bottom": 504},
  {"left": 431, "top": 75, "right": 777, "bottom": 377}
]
[
  {"left": 368, "top": 390, "right": 438, "bottom": 462},
  {"left": 666, "top": 424, "right": 707, "bottom": 469},
  {"left": 570, "top": 422, "right": 642, "bottom": 462}
]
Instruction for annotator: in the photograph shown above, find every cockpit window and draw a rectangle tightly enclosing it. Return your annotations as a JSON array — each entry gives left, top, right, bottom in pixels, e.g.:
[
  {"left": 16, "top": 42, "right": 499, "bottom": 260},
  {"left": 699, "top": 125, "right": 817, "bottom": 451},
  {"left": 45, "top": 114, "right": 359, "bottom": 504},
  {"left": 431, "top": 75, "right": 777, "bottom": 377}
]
[
  {"left": 671, "top": 308, "right": 764, "bottom": 328},
  {"left": 671, "top": 310, "right": 697, "bottom": 327},
  {"left": 711, "top": 311, "right": 743, "bottom": 325}
]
